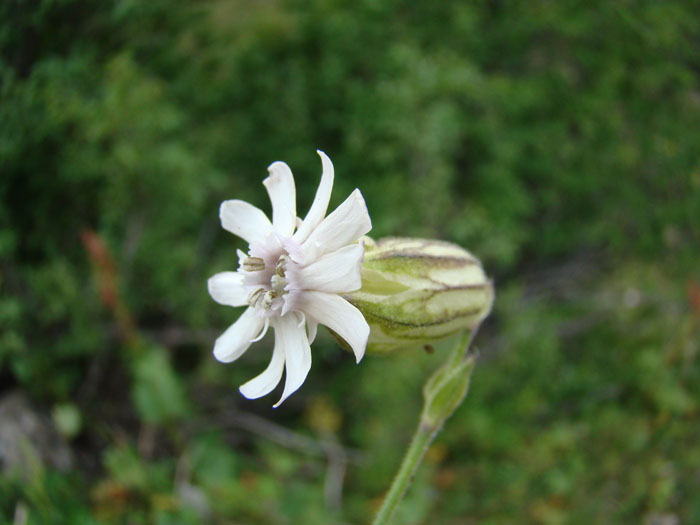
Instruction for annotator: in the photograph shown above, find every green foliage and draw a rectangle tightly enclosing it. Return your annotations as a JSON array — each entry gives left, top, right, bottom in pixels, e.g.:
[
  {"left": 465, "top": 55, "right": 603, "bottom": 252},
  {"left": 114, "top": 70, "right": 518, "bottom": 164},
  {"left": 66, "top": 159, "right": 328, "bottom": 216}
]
[
  {"left": 1, "top": 0, "right": 699, "bottom": 523},
  {"left": 130, "top": 343, "right": 190, "bottom": 424}
]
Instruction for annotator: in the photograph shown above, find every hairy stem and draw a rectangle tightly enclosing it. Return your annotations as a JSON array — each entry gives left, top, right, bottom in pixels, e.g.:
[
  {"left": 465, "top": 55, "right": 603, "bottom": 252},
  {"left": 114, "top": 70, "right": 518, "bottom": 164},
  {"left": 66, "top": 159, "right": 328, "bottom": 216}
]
[{"left": 372, "top": 420, "right": 439, "bottom": 525}]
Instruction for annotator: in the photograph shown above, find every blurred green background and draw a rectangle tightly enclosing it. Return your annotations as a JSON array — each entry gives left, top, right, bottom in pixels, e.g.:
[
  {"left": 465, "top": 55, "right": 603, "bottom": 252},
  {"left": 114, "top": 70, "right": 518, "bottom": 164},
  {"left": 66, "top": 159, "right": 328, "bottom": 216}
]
[{"left": 1, "top": 1, "right": 699, "bottom": 523}]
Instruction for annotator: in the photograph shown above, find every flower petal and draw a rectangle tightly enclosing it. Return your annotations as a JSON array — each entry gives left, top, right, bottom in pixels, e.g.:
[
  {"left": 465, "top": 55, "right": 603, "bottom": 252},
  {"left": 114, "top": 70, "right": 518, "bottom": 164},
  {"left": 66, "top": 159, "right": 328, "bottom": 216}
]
[
  {"left": 213, "top": 307, "right": 265, "bottom": 363},
  {"left": 220, "top": 200, "right": 273, "bottom": 246},
  {"left": 273, "top": 313, "right": 312, "bottom": 407},
  {"left": 293, "top": 150, "right": 334, "bottom": 243},
  {"left": 299, "top": 189, "right": 371, "bottom": 264},
  {"left": 306, "top": 316, "right": 319, "bottom": 344},
  {"left": 264, "top": 161, "right": 297, "bottom": 237},
  {"left": 287, "top": 244, "right": 363, "bottom": 293},
  {"left": 208, "top": 271, "right": 248, "bottom": 307},
  {"left": 249, "top": 317, "right": 270, "bottom": 342},
  {"left": 239, "top": 337, "right": 285, "bottom": 399},
  {"left": 296, "top": 291, "right": 368, "bottom": 363}
]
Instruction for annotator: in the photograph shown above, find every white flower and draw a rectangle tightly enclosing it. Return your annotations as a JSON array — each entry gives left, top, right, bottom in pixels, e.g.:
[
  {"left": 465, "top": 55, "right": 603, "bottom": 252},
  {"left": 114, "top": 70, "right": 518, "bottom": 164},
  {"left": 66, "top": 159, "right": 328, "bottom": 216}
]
[{"left": 208, "top": 150, "right": 372, "bottom": 406}]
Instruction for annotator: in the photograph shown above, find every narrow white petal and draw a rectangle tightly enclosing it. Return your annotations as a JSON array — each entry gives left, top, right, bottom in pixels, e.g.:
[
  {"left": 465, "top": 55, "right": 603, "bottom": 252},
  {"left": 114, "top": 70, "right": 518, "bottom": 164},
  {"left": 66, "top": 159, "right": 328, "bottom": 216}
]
[
  {"left": 289, "top": 244, "right": 363, "bottom": 293},
  {"left": 239, "top": 338, "right": 285, "bottom": 399},
  {"left": 264, "top": 161, "right": 297, "bottom": 237},
  {"left": 220, "top": 200, "right": 273, "bottom": 246},
  {"left": 299, "top": 189, "right": 371, "bottom": 264},
  {"left": 208, "top": 272, "right": 248, "bottom": 307},
  {"left": 249, "top": 317, "right": 270, "bottom": 342},
  {"left": 273, "top": 314, "right": 312, "bottom": 407},
  {"left": 306, "top": 317, "right": 319, "bottom": 344},
  {"left": 293, "top": 150, "right": 334, "bottom": 243},
  {"left": 280, "top": 291, "right": 296, "bottom": 317},
  {"left": 296, "top": 291, "right": 368, "bottom": 363},
  {"left": 213, "top": 307, "right": 265, "bottom": 363}
]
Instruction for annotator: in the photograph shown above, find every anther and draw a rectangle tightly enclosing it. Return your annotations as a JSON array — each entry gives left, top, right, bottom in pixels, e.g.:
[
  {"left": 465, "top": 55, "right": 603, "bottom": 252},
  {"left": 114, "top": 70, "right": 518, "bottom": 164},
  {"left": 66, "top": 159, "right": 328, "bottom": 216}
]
[
  {"left": 247, "top": 288, "right": 265, "bottom": 307},
  {"left": 242, "top": 257, "right": 265, "bottom": 272},
  {"left": 262, "top": 290, "right": 278, "bottom": 310},
  {"left": 275, "top": 256, "right": 288, "bottom": 277}
]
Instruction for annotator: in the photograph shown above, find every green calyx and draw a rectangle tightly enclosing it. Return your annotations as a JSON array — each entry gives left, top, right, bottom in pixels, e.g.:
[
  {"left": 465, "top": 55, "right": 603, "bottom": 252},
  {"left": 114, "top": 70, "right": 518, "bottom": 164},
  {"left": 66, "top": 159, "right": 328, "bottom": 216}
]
[{"left": 345, "top": 237, "right": 494, "bottom": 353}]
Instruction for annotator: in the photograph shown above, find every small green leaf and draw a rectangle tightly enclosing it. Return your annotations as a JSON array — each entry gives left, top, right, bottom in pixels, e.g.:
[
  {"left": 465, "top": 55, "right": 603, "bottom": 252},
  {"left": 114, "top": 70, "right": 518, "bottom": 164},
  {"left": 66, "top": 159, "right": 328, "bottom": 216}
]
[{"left": 422, "top": 355, "right": 476, "bottom": 429}]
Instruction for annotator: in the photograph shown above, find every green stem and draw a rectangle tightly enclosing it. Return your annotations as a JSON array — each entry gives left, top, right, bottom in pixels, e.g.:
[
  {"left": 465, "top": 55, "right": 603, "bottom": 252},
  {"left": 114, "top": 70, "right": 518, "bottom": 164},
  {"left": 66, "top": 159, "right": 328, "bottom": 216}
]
[
  {"left": 372, "top": 420, "right": 438, "bottom": 525},
  {"left": 372, "top": 331, "right": 477, "bottom": 525}
]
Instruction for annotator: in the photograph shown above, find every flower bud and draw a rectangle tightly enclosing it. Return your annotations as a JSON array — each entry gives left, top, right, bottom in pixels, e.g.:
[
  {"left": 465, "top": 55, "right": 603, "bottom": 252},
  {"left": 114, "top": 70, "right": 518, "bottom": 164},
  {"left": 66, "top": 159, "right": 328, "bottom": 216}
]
[{"left": 344, "top": 237, "right": 493, "bottom": 353}]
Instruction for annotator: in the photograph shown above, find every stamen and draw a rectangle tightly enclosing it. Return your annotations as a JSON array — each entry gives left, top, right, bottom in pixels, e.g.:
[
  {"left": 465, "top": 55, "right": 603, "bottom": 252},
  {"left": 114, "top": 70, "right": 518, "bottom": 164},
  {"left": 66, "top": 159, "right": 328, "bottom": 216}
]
[
  {"left": 262, "top": 290, "right": 278, "bottom": 310},
  {"left": 270, "top": 274, "right": 287, "bottom": 294},
  {"left": 275, "top": 255, "right": 288, "bottom": 277},
  {"left": 242, "top": 256, "right": 265, "bottom": 272},
  {"left": 247, "top": 288, "right": 265, "bottom": 307}
]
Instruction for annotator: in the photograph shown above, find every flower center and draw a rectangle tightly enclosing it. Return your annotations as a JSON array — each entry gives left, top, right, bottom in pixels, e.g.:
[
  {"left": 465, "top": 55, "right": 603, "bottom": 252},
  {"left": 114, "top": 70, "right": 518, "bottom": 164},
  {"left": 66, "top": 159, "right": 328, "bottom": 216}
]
[{"left": 243, "top": 254, "right": 290, "bottom": 313}]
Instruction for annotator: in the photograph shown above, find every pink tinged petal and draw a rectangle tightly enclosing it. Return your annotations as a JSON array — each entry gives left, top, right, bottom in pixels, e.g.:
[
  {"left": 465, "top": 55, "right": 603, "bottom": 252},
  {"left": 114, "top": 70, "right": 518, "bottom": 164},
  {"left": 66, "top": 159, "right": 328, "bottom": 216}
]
[
  {"left": 296, "top": 291, "right": 368, "bottom": 363},
  {"left": 213, "top": 307, "right": 265, "bottom": 363},
  {"left": 299, "top": 189, "right": 372, "bottom": 264},
  {"left": 281, "top": 236, "right": 304, "bottom": 264},
  {"left": 264, "top": 161, "right": 297, "bottom": 237},
  {"left": 293, "top": 150, "right": 335, "bottom": 244},
  {"left": 239, "top": 337, "right": 285, "bottom": 400},
  {"left": 248, "top": 233, "right": 284, "bottom": 269},
  {"left": 208, "top": 271, "right": 248, "bottom": 307},
  {"left": 220, "top": 200, "right": 273, "bottom": 246},
  {"left": 280, "top": 291, "right": 297, "bottom": 317},
  {"left": 288, "top": 244, "right": 363, "bottom": 293},
  {"left": 273, "top": 314, "right": 312, "bottom": 407}
]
